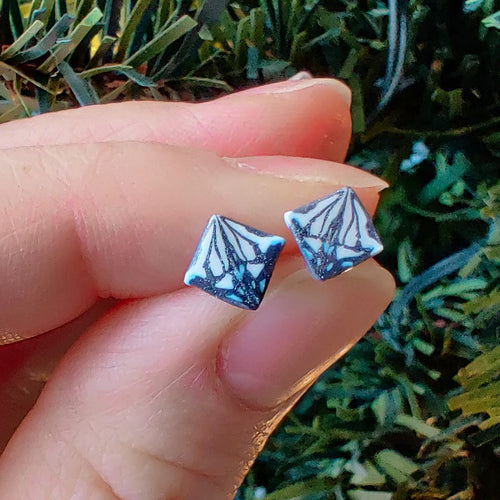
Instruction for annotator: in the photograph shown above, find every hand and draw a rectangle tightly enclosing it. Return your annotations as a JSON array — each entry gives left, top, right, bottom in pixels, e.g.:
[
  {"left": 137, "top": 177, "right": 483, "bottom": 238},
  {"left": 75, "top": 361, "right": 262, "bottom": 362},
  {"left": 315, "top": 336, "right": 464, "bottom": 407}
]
[{"left": 0, "top": 78, "right": 394, "bottom": 499}]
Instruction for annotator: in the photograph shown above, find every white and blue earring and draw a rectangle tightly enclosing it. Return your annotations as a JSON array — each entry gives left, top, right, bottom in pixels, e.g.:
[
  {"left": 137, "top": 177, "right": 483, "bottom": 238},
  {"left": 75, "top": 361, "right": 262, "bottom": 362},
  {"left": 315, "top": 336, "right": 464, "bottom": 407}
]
[
  {"left": 184, "top": 188, "right": 383, "bottom": 308},
  {"left": 184, "top": 215, "right": 285, "bottom": 310},
  {"left": 284, "top": 187, "right": 383, "bottom": 281}
]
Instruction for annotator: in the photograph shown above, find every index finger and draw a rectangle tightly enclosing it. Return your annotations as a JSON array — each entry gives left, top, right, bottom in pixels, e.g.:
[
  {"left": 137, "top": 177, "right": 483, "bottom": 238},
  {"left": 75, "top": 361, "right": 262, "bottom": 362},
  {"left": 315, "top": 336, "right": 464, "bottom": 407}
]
[{"left": 0, "top": 142, "right": 387, "bottom": 342}]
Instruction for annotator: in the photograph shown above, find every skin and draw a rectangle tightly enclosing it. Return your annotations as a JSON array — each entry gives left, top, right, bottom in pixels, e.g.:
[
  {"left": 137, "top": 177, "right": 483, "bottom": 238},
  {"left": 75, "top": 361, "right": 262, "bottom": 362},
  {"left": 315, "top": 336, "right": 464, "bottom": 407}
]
[{"left": 0, "top": 77, "right": 395, "bottom": 500}]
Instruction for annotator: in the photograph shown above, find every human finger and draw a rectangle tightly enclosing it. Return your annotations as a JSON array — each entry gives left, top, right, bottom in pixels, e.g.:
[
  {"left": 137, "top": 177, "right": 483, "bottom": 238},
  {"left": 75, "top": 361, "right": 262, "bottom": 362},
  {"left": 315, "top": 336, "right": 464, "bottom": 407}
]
[
  {"left": 0, "top": 259, "right": 394, "bottom": 499},
  {"left": 0, "top": 78, "right": 351, "bottom": 161},
  {"left": 0, "top": 142, "right": 387, "bottom": 341},
  {"left": 0, "top": 300, "right": 115, "bottom": 452}
]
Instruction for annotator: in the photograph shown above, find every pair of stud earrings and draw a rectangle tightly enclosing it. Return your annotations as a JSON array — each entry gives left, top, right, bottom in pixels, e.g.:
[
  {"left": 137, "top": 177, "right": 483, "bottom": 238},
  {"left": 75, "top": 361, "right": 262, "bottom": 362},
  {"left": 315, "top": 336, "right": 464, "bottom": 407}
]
[{"left": 184, "top": 187, "right": 383, "bottom": 310}]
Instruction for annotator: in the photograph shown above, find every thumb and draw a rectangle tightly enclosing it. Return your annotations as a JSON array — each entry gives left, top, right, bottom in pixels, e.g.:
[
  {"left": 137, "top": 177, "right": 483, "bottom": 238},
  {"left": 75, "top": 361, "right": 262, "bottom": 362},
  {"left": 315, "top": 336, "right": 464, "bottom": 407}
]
[{"left": 0, "top": 259, "right": 394, "bottom": 500}]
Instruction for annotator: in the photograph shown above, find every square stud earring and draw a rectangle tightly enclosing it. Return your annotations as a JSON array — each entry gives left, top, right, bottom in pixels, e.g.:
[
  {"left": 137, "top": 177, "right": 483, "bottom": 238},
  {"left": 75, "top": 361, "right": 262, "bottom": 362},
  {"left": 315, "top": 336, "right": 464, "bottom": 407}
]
[
  {"left": 184, "top": 215, "right": 285, "bottom": 310},
  {"left": 284, "top": 187, "right": 383, "bottom": 281}
]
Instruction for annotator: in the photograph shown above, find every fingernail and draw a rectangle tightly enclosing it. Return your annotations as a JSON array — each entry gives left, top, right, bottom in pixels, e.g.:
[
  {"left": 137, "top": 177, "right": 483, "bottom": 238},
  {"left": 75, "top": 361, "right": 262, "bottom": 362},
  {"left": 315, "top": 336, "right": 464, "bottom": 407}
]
[
  {"left": 288, "top": 71, "right": 313, "bottom": 81},
  {"left": 242, "top": 78, "right": 352, "bottom": 106},
  {"left": 224, "top": 156, "right": 389, "bottom": 192},
  {"left": 219, "top": 260, "right": 394, "bottom": 408}
]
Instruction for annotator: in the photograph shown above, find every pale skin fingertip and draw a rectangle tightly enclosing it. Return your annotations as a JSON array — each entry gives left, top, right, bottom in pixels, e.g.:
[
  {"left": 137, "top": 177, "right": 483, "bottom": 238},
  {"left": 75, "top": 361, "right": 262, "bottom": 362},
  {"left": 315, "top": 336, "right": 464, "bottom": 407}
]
[
  {"left": 0, "top": 141, "right": 387, "bottom": 341},
  {"left": 219, "top": 259, "right": 395, "bottom": 409}
]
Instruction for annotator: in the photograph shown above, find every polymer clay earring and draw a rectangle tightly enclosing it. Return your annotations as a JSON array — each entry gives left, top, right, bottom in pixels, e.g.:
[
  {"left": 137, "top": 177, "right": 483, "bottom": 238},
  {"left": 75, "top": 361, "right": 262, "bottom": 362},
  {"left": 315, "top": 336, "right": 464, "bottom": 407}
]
[
  {"left": 184, "top": 215, "right": 285, "bottom": 310},
  {"left": 284, "top": 187, "right": 383, "bottom": 281}
]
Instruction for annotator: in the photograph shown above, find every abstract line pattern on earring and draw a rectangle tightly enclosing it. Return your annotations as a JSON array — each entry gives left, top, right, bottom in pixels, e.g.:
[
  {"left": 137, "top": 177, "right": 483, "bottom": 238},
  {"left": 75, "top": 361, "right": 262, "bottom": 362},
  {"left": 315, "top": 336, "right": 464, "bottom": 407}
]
[
  {"left": 184, "top": 215, "right": 285, "bottom": 310},
  {"left": 284, "top": 187, "right": 383, "bottom": 281}
]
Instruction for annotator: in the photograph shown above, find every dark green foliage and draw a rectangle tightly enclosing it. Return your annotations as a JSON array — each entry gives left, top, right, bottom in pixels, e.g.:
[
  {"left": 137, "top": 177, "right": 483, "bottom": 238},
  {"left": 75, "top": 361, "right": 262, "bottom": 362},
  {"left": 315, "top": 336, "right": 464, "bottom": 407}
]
[
  {"left": 1, "top": 0, "right": 499, "bottom": 498},
  {"left": 234, "top": 2, "right": 500, "bottom": 497}
]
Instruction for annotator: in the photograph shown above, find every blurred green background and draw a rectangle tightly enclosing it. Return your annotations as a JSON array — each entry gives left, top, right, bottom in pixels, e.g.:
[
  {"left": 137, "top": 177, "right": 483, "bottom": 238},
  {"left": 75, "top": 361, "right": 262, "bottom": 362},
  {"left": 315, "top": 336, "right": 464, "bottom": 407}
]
[{"left": 0, "top": 0, "right": 499, "bottom": 498}]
